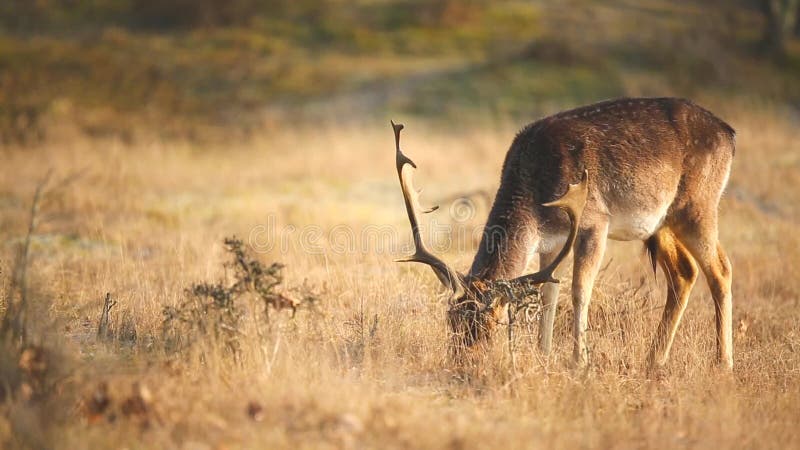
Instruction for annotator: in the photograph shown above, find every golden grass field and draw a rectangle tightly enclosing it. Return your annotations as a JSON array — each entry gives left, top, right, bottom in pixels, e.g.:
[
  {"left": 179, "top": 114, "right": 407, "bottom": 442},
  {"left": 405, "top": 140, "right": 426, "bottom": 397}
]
[{"left": 0, "top": 97, "right": 798, "bottom": 448}]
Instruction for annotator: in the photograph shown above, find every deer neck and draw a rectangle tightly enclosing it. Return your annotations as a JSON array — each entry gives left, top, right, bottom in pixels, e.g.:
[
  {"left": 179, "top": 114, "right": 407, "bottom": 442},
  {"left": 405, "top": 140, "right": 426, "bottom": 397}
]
[{"left": 468, "top": 190, "right": 537, "bottom": 281}]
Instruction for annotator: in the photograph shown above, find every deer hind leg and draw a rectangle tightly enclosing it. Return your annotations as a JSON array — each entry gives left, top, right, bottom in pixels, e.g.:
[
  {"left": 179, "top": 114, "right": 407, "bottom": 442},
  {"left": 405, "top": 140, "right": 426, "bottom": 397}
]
[
  {"left": 538, "top": 251, "right": 561, "bottom": 355},
  {"left": 571, "top": 222, "right": 609, "bottom": 367},
  {"left": 646, "top": 228, "right": 699, "bottom": 369},
  {"left": 674, "top": 222, "right": 733, "bottom": 369}
]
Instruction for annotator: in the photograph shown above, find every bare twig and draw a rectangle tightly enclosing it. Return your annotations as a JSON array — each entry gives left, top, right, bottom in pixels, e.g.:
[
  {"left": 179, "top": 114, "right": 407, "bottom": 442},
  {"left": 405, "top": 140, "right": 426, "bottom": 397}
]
[
  {"left": 2, "top": 169, "right": 52, "bottom": 344},
  {"left": 507, "top": 299, "right": 516, "bottom": 371},
  {"left": 97, "top": 292, "right": 117, "bottom": 340}
]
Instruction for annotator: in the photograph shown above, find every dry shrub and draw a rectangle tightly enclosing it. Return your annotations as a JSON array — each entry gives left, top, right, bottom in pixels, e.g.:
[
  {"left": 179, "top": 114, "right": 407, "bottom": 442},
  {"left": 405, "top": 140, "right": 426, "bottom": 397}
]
[{"left": 161, "top": 237, "right": 318, "bottom": 356}]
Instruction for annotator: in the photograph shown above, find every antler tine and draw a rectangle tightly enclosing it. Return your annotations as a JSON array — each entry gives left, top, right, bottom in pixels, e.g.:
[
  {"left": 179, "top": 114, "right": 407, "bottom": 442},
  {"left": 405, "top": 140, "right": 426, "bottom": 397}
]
[
  {"left": 392, "top": 121, "right": 464, "bottom": 296},
  {"left": 511, "top": 170, "right": 589, "bottom": 287},
  {"left": 392, "top": 121, "right": 438, "bottom": 215}
]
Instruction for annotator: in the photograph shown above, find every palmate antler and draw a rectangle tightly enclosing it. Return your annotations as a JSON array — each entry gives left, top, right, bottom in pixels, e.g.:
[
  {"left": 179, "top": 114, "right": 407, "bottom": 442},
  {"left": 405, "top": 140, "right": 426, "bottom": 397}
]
[
  {"left": 510, "top": 170, "right": 589, "bottom": 287},
  {"left": 391, "top": 121, "right": 588, "bottom": 297},
  {"left": 392, "top": 121, "right": 465, "bottom": 297}
]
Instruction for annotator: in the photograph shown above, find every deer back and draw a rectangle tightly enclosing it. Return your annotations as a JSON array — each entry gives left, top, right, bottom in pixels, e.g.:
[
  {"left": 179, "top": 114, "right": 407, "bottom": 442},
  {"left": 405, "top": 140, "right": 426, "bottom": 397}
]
[{"left": 470, "top": 97, "right": 735, "bottom": 279}]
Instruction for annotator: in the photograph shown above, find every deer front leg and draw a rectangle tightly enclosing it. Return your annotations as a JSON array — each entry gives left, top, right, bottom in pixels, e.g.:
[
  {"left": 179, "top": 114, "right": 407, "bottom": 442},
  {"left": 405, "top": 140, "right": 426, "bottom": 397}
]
[
  {"left": 538, "top": 251, "right": 561, "bottom": 355},
  {"left": 571, "top": 223, "right": 608, "bottom": 367}
]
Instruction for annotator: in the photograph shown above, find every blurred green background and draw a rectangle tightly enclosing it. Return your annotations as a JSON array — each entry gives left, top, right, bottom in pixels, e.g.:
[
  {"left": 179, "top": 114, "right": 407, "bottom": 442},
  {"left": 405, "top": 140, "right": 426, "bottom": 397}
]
[{"left": 1, "top": 0, "right": 798, "bottom": 144}]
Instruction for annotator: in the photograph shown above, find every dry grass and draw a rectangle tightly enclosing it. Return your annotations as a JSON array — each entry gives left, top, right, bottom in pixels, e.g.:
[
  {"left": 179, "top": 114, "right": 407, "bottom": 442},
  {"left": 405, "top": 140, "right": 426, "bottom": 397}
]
[{"left": 0, "top": 100, "right": 799, "bottom": 449}]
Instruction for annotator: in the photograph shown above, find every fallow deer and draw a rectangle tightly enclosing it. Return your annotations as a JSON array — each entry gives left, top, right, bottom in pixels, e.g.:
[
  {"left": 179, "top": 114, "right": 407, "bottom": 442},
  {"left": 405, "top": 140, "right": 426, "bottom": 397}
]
[{"left": 392, "top": 97, "right": 735, "bottom": 369}]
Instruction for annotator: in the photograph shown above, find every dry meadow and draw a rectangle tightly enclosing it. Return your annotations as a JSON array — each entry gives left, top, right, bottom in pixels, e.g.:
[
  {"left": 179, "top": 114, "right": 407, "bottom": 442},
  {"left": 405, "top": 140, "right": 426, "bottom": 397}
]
[{"left": 1, "top": 97, "right": 799, "bottom": 448}]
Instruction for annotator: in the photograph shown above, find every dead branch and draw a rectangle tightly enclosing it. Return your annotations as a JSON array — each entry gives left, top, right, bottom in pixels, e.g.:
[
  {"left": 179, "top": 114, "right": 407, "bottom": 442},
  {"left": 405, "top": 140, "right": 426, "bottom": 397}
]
[
  {"left": 2, "top": 169, "right": 52, "bottom": 344},
  {"left": 97, "top": 292, "right": 117, "bottom": 340}
]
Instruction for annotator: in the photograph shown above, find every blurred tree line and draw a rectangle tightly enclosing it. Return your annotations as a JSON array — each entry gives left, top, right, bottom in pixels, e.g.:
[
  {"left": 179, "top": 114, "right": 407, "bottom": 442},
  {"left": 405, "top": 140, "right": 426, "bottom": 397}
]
[
  {"left": 0, "top": 0, "right": 798, "bottom": 145},
  {"left": 0, "top": 0, "right": 486, "bottom": 31},
  {"left": 2, "top": 1, "right": 797, "bottom": 57},
  {"left": 760, "top": 0, "right": 800, "bottom": 56},
  {"left": 0, "top": 0, "right": 325, "bottom": 29},
  {"left": 0, "top": 0, "right": 495, "bottom": 144}
]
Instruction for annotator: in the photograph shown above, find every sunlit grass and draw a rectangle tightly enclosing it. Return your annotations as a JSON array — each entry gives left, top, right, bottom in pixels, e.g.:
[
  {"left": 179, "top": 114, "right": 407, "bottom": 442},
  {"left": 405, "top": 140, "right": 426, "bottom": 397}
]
[{"left": 1, "top": 100, "right": 798, "bottom": 448}]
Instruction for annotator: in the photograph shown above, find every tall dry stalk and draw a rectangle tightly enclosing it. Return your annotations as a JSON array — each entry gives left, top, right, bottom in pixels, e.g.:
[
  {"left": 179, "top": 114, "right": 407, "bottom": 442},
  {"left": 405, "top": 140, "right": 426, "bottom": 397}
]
[{"left": 1, "top": 170, "right": 52, "bottom": 345}]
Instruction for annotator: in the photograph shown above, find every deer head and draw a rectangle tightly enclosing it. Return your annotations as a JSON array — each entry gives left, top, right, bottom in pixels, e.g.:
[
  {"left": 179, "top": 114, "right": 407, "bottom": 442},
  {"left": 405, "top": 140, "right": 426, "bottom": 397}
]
[{"left": 391, "top": 121, "right": 588, "bottom": 347}]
